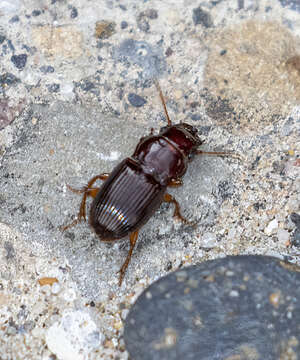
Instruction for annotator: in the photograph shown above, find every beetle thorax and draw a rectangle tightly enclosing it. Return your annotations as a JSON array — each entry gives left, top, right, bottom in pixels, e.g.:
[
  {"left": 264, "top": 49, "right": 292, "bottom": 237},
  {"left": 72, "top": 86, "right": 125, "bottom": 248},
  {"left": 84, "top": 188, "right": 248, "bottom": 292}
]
[{"left": 133, "top": 136, "right": 186, "bottom": 186}]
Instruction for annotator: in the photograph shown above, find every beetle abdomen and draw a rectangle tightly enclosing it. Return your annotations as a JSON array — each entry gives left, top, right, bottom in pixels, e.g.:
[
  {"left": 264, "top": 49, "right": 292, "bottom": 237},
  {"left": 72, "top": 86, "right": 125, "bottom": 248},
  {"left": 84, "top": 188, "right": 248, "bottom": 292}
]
[{"left": 89, "top": 158, "right": 165, "bottom": 240}]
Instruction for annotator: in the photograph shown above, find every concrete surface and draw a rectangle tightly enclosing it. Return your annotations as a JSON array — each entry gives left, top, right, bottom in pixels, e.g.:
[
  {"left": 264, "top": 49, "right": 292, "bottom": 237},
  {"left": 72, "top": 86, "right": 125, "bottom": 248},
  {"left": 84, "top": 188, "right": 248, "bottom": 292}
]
[{"left": 0, "top": 0, "right": 299, "bottom": 359}]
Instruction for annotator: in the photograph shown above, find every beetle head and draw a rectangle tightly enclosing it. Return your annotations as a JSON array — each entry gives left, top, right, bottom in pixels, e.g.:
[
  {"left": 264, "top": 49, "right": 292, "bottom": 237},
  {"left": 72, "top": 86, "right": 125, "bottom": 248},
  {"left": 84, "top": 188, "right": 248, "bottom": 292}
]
[{"left": 159, "top": 123, "right": 203, "bottom": 156}]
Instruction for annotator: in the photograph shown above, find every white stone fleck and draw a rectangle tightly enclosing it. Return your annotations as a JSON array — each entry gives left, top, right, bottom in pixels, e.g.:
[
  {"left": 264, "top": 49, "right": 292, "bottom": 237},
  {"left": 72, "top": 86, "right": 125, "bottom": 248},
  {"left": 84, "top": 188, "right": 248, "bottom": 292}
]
[
  {"left": 45, "top": 310, "right": 103, "bottom": 360},
  {"left": 0, "top": 0, "right": 20, "bottom": 13},
  {"left": 60, "top": 82, "right": 75, "bottom": 101},
  {"left": 264, "top": 219, "right": 278, "bottom": 235},
  {"left": 201, "top": 232, "right": 217, "bottom": 248},
  {"left": 277, "top": 228, "right": 290, "bottom": 245},
  {"left": 121, "top": 309, "right": 129, "bottom": 320},
  {"left": 51, "top": 282, "right": 61, "bottom": 295},
  {"left": 229, "top": 290, "right": 239, "bottom": 297},
  {"left": 145, "top": 291, "right": 152, "bottom": 299},
  {"left": 98, "top": 151, "right": 121, "bottom": 162},
  {"left": 61, "top": 287, "right": 77, "bottom": 302}
]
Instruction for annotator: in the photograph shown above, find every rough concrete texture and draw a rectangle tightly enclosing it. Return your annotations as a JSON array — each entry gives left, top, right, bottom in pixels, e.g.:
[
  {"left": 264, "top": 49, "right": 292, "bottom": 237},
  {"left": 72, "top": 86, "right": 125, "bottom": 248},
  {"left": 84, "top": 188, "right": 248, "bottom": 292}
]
[{"left": 0, "top": 0, "right": 299, "bottom": 359}]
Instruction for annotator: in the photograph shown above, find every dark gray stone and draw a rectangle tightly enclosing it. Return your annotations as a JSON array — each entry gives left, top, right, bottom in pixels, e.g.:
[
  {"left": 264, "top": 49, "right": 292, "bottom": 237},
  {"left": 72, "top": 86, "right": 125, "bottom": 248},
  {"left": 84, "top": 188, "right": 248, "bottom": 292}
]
[
  {"left": 137, "top": 17, "right": 150, "bottom": 32},
  {"left": 47, "top": 83, "right": 60, "bottom": 93},
  {"left": 9, "top": 15, "right": 19, "bottom": 23},
  {"left": 32, "top": 10, "right": 41, "bottom": 16},
  {"left": 217, "top": 180, "right": 235, "bottom": 200},
  {"left": 11, "top": 54, "right": 27, "bottom": 70},
  {"left": 279, "top": 0, "right": 300, "bottom": 12},
  {"left": 192, "top": 7, "right": 213, "bottom": 27},
  {"left": 128, "top": 93, "right": 147, "bottom": 107},
  {"left": 291, "top": 229, "right": 300, "bottom": 247},
  {"left": 121, "top": 21, "right": 128, "bottom": 29},
  {"left": 124, "top": 255, "right": 300, "bottom": 360},
  {"left": 290, "top": 213, "right": 300, "bottom": 229},
  {"left": 70, "top": 7, "right": 78, "bottom": 18},
  {"left": 0, "top": 73, "right": 20, "bottom": 86},
  {"left": 144, "top": 9, "right": 158, "bottom": 19},
  {"left": 4, "top": 242, "right": 15, "bottom": 260},
  {"left": 40, "top": 65, "right": 55, "bottom": 74}
]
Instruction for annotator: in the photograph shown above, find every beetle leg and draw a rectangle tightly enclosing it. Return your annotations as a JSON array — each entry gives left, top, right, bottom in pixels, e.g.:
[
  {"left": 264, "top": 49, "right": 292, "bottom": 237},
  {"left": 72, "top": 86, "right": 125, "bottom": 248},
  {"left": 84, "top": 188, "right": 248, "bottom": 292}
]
[
  {"left": 168, "top": 178, "right": 183, "bottom": 187},
  {"left": 66, "top": 184, "right": 101, "bottom": 197},
  {"left": 118, "top": 230, "right": 139, "bottom": 286},
  {"left": 77, "top": 173, "right": 109, "bottom": 221},
  {"left": 61, "top": 173, "right": 109, "bottom": 232},
  {"left": 163, "top": 193, "right": 195, "bottom": 227}
]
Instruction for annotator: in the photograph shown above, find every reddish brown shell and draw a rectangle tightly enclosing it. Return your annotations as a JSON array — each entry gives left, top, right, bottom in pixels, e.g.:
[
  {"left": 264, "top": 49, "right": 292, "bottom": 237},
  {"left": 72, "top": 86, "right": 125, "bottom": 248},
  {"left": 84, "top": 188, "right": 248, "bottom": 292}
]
[{"left": 89, "top": 158, "right": 165, "bottom": 240}]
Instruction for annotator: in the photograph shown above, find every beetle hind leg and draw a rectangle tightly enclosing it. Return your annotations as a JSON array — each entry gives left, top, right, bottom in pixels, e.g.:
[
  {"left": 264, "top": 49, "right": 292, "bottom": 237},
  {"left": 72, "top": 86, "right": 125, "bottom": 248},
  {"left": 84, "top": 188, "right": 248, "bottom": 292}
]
[
  {"left": 118, "top": 231, "right": 139, "bottom": 286},
  {"left": 60, "top": 173, "right": 109, "bottom": 232}
]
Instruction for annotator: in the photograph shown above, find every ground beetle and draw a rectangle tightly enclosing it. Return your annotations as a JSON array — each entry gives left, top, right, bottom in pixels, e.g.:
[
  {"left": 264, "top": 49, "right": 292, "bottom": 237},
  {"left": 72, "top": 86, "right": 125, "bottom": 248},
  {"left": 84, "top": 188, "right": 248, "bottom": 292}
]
[{"left": 62, "top": 81, "right": 235, "bottom": 285}]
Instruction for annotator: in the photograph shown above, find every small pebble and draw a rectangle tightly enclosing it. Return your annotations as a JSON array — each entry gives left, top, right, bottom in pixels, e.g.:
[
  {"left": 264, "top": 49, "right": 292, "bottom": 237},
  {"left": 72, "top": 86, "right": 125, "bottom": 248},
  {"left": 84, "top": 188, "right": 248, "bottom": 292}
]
[
  {"left": 40, "top": 65, "right": 55, "bottom": 74},
  {"left": 70, "top": 7, "right": 78, "bottom": 18},
  {"left": 32, "top": 9, "right": 41, "bottom": 16},
  {"left": 277, "top": 228, "right": 289, "bottom": 245},
  {"left": 95, "top": 21, "right": 116, "bottom": 39},
  {"left": 47, "top": 83, "right": 60, "bottom": 93},
  {"left": 121, "top": 21, "right": 128, "bottom": 29},
  {"left": 137, "top": 17, "right": 150, "bottom": 32},
  {"left": 144, "top": 9, "right": 158, "bottom": 19},
  {"left": 121, "top": 309, "right": 129, "bottom": 320},
  {"left": 128, "top": 93, "right": 147, "bottom": 107},
  {"left": 11, "top": 54, "right": 27, "bottom": 70},
  {"left": 201, "top": 232, "right": 217, "bottom": 249},
  {"left": 192, "top": 7, "right": 213, "bottom": 27},
  {"left": 46, "top": 311, "right": 103, "bottom": 359},
  {"left": 165, "top": 47, "right": 173, "bottom": 57},
  {"left": 51, "top": 282, "right": 61, "bottom": 294},
  {"left": 9, "top": 15, "right": 19, "bottom": 23}
]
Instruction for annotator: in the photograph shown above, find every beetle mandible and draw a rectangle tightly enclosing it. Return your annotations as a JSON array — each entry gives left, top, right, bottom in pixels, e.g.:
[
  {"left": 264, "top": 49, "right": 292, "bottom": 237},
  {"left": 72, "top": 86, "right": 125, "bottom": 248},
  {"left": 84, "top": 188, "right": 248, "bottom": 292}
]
[{"left": 62, "top": 81, "right": 235, "bottom": 285}]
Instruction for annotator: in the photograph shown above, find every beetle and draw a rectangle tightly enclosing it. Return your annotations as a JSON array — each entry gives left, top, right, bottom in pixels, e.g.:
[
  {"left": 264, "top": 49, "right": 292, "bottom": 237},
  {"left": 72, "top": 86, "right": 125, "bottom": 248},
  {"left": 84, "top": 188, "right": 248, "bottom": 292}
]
[{"left": 61, "top": 81, "right": 235, "bottom": 285}]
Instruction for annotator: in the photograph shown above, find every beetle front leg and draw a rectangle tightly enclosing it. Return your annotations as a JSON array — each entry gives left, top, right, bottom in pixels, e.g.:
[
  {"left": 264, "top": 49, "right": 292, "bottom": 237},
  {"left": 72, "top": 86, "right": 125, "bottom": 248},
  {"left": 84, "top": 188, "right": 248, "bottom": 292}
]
[
  {"left": 61, "top": 173, "right": 109, "bottom": 231},
  {"left": 163, "top": 193, "right": 195, "bottom": 227},
  {"left": 118, "top": 230, "right": 139, "bottom": 286}
]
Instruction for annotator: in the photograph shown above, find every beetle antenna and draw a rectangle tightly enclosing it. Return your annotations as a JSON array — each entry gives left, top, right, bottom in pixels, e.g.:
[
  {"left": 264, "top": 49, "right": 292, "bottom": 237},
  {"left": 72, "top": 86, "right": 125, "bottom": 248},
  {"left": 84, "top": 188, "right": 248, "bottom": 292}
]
[{"left": 154, "top": 79, "right": 172, "bottom": 126}]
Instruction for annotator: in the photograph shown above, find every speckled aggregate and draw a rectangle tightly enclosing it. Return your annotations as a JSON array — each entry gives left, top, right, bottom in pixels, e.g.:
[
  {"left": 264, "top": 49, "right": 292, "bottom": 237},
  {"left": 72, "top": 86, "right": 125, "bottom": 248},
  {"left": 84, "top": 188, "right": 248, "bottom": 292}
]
[{"left": 0, "top": 0, "right": 299, "bottom": 359}]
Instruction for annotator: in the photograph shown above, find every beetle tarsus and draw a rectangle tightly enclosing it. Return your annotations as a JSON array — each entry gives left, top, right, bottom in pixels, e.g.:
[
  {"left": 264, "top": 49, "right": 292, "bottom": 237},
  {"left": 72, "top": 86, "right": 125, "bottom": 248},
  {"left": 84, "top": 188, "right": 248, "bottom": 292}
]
[
  {"left": 163, "top": 193, "right": 195, "bottom": 227},
  {"left": 59, "top": 218, "right": 81, "bottom": 232}
]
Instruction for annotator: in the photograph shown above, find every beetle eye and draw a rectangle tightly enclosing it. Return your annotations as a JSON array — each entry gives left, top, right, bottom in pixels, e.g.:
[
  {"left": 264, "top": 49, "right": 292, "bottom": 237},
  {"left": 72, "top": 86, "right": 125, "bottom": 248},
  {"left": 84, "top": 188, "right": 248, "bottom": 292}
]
[{"left": 159, "top": 126, "right": 168, "bottom": 134}]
